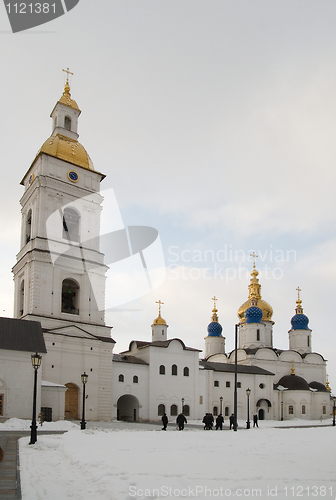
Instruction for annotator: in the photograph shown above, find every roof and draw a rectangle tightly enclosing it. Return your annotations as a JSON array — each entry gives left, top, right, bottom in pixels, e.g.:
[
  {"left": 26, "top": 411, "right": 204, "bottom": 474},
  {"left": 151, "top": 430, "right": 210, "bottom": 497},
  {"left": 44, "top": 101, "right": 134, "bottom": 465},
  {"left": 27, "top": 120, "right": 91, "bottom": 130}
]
[
  {"left": 275, "top": 374, "right": 310, "bottom": 391},
  {"left": 124, "top": 338, "right": 201, "bottom": 353},
  {"left": 113, "top": 354, "right": 149, "bottom": 365},
  {"left": 0, "top": 317, "right": 47, "bottom": 354},
  {"left": 200, "top": 360, "right": 274, "bottom": 376}
]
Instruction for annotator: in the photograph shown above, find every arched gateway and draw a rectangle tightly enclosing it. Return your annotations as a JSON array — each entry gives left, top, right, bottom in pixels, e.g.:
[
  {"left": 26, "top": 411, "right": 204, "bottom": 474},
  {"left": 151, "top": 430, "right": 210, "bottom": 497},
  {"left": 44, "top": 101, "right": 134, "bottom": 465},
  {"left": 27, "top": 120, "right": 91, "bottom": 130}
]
[{"left": 117, "top": 395, "right": 140, "bottom": 422}]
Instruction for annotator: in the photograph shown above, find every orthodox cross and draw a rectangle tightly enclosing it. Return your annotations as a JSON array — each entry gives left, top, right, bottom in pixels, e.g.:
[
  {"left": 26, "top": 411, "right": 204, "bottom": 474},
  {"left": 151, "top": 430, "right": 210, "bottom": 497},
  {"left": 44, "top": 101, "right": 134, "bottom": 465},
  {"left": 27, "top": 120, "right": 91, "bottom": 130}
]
[
  {"left": 212, "top": 296, "right": 217, "bottom": 310},
  {"left": 156, "top": 300, "right": 164, "bottom": 315},
  {"left": 62, "top": 67, "right": 74, "bottom": 85},
  {"left": 296, "top": 286, "right": 301, "bottom": 300},
  {"left": 250, "top": 251, "right": 258, "bottom": 268}
]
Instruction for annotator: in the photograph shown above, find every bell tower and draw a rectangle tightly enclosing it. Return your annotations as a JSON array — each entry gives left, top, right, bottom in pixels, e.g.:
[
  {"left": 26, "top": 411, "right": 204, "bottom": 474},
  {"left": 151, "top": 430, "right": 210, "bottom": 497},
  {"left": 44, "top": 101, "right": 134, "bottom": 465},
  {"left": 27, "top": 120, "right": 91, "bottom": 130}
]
[{"left": 12, "top": 72, "right": 111, "bottom": 338}]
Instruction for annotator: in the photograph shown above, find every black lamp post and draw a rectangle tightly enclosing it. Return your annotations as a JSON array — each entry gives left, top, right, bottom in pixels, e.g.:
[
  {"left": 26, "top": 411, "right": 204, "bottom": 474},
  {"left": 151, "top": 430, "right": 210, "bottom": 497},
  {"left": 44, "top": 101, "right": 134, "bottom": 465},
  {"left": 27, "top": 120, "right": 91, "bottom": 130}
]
[
  {"left": 29, "top": 353, "right": 42, "bottom": 445},
  {"left": 181, "top": 398, "right": 185, "bottom": 414},
  {"left": 234, "top": 324, "right": 238, "bottom": 431},
  {"left": 80, "top": 372, "right": 88, "bottom": 430},
  {"left": 246, "top": 388, "right": 251, "bottom": 429},
  {"left": 219, "top": 396, "right": 223, "bottom": 416},
  {"left": 333, "top": 396, "right": 336, "bottom": 427}
]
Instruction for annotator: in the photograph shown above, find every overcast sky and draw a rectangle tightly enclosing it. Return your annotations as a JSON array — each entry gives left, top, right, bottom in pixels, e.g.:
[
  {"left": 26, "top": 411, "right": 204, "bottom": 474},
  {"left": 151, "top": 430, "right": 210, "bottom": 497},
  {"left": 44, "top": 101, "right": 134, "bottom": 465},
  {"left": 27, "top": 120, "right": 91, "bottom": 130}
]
[{"left": 1, "top": 1, "right": 336, "bottom": 387}]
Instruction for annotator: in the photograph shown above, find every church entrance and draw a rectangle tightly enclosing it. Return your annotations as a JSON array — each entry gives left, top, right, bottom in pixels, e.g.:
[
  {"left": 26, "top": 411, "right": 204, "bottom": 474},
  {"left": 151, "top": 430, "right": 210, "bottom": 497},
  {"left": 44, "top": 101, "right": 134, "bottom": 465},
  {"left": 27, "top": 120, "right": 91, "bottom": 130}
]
[
  {"left": 256, "top": 398, "right": 271, "bottom": 420},
  {"left": 65, "top": 383, "right": 79, "bottom": 419},
  {"left": 117, "top": 395, "right": 139, "bottom": 422}
]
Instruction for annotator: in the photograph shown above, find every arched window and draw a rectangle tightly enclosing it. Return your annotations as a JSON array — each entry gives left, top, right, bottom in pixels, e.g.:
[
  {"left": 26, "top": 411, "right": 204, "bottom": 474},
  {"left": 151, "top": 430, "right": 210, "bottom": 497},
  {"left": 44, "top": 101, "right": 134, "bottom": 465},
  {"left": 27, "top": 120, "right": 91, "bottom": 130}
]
[
  {"left": 170, "top": 404, "right": 178, "bottom": 416},
  {"left": 257, "top": 329, "right": 260, "bottom": 341},
  {"left": 133, "top": 375, "right": 138, "bottom": 383},
  {"left": 183, "top": 404, "right": 190, "bottom": 416},
  {"left": 172, "top": 364, "right": 177, "bottom": 376},
  {"left": 225, "top": 406, "right": 229, "bottom": 417},
  {"left": 183, "top": 367, "right": 189, "bottom": 377},
  {"left": 158, "top": 404, "right": 165, "bottom": 416},
  {"left": 19, "top": 280, "right": 24, "bottom": 316},
  {"left": 301, "top": 405, "right": 306, "bottom": 415},
  {"left": 213, "top": 406, "right": 218, "bottom": 416},
  {"left": 64, "top": 116, "right": 72, "bottom": 131},
  {"left": 323, "top": 405, "right": 326, "bottom": 415},
  {"left": 118, "top": 374, "right": 124, "bottom": 382},
  {"left": 288, "top": 405, "right": 294, "bottom": 415},
  {"left": 159, "top": 365, "right": 165, "bottom": 375},
  {"left": 63, "top": 207, "right": 80, "bottom": 242},
  {"left": 61, "top": 279, "right": 79, "bottom": 315},
  {"left": 308, "top": 336, "right": 310, "bottom": 347},
  {"left": 26, "top": 209, "right": 32, "bottom": 244}
]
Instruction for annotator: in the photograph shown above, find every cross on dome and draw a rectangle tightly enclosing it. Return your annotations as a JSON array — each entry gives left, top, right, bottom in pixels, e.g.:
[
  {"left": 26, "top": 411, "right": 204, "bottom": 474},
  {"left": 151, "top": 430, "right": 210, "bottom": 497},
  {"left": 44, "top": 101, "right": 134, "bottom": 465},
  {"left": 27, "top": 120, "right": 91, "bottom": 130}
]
[
  {"left": 62, "top": 67, "right": 74, "bottom": 85},
  {"left": 156, "top": 300, "right": 164, "bottom": 315},
  {"left": 250, "top": 251, "right": 258, "bottom": 269}
]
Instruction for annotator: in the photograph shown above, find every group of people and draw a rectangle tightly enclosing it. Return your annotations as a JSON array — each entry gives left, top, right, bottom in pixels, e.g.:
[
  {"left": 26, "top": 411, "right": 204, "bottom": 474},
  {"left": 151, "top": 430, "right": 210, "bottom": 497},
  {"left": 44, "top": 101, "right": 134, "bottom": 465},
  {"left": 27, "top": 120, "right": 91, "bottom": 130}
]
[
  {"left": 161, "top": 412, "right": 187, "bottom": 430},
  {"left": 161, "top": 412, "right": 259, "bottom": 431},
  {"left": 202, "top": 413, "right": 224, "bottom": 430}
]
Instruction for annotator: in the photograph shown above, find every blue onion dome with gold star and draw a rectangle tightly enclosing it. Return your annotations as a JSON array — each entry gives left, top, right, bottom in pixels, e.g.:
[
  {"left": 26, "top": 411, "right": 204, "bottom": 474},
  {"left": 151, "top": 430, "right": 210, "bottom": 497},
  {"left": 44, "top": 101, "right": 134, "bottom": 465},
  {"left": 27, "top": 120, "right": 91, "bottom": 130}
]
[
  {"left": 290, "top": 288, "right": 309, "bottom": 330},
  {"left": 207, "top": 297, "right": 223, "bottom": 337},
  {"left": 244, "top": 296, "right": 263, "bottom": 324}
]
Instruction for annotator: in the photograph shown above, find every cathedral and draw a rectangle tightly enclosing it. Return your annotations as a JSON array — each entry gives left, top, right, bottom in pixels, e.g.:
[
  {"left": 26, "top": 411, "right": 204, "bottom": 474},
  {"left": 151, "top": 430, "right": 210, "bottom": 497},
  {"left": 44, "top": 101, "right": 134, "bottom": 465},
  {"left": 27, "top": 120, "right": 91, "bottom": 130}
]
[{"left": 0, "top": 76, "right": 331, "bottom": 423}]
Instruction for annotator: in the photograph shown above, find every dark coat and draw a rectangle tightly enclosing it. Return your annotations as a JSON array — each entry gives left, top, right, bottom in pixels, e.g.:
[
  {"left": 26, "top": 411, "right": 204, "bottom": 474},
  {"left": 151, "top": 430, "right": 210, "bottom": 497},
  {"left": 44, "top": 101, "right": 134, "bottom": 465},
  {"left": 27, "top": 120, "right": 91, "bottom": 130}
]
[
  {"left": 176, "top": 413, "right": 187, "bottom": 425},
  {"left": 162, "top": 414, "right": 168, "bottom": 425}
]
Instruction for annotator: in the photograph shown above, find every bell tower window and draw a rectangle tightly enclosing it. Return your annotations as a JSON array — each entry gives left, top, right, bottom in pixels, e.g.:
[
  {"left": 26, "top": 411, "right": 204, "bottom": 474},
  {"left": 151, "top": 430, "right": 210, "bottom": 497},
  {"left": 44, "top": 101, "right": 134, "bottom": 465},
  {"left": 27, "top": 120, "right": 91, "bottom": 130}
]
[
  {"left": 61, "top": 279, "right": 79, "bottom": 315},
  {"left": 64, "top": 116, "right": 72, "bottom": 131},
  {"left": 25, "top": 209, "right": 32, "bottom": 244},
  {"left": 63, "top": 208, "right": 80, "bottom": 242},
  {"left": 19, "top": 280, "right": 24, "bottom": 316}
]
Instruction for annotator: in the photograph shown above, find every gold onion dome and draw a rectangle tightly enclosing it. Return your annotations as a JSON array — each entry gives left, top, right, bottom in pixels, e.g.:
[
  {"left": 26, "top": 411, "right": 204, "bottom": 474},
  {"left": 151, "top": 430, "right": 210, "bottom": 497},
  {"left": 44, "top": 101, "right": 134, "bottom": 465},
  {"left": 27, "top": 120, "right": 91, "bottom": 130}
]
[
  {"left": 58, "top": 81, "right": 80, "bottom": 111},
  {"left": 238, "top": 264, "right": 273, "bottom": 323},
  {"left": 152, "top": 300, "right": 167, "bottom": 325},
  {"left": 152, "top": 312, "right": 167, "bottom": 325},
  {"left": 39, "top": 134, "right": 94, "bottom": 170}
]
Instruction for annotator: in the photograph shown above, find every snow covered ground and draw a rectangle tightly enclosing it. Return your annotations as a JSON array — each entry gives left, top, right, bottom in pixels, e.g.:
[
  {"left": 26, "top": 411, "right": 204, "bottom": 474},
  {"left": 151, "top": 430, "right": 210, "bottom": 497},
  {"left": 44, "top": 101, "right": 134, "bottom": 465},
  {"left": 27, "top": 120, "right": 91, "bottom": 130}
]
[{"left": 4, "top": 418, "right": 333, "bottom": 500}]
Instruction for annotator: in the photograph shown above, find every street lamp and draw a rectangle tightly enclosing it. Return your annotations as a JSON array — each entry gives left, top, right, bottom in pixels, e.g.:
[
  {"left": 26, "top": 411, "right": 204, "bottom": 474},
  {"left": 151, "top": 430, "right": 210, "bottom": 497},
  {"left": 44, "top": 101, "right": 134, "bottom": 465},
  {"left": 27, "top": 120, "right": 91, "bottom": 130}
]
[
  {"left": 333, "top": 396, "right": 336, "bottom": 427},
  {"left": 220, "top": 396, "right": 223, "bottom": 416},
  {"left": 246, "top": 388, "right": 251, "bottom": 429},
  {"left": 81, "top": 372, "right": 88, "bottom": 430},
  {"left": 181, "top": 398, "right": 185, "bottom": 414},
  {"left": 29, "top": 353, "right": 42, "bottom": 445}
]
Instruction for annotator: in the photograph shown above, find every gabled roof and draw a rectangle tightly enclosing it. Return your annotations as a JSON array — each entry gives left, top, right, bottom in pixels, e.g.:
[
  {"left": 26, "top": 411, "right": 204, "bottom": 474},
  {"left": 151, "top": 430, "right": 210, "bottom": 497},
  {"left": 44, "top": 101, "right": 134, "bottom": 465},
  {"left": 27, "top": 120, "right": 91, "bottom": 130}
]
[
  {"left": 43, "top": 325, "right": 115, "bottom": 343},
  {"left": 113, "top": 354, "right": 149, "bottom": 365},
  {"left": 0, "top": 317, "right": 47, "bottom": 353},
  {"left": 124, "top": 338, "right": 201, "bottom": 353},
  {"left": 200, "top": 359, "right": 274, "bottom": 376}
]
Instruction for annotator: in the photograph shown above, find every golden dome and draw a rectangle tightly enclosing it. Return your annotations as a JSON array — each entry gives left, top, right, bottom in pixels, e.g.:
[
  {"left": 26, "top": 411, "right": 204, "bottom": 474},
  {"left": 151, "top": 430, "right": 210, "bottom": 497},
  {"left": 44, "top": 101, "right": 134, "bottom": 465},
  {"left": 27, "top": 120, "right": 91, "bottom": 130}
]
[
  {"left": 152, "top": 312, "right": 167, "bottom": 326},
  {"left": 237, "top": 264, "right": 273, "bottom": 324},
  {"left": 152, "top": 300, "right": 167, "bottom": 325},
  {"left": 38, "top": 134, "right": 94, "bottom": 170},
  {"left": 58, "top": 82, "right": 80, "bottom": 112}
]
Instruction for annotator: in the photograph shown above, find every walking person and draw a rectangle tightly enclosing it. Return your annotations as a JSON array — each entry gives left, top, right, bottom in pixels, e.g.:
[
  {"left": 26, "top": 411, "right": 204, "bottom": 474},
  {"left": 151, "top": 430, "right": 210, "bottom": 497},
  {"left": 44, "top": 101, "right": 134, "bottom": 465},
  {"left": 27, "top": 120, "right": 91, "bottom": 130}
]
[
  {"left": 176, "top": 412, "right": 187, "bottom": 430},
  {"left": 216, "top": 414, "right": 224, "bottom": 430},
  {"left": 253, "top": 414, "right": 259, "bottom": 427},
  {"left": 162, "top": 412, "right": 168, "bottom": 430},
  {"left": 229, "top": 413, "right": 234, "bottom": 430}
]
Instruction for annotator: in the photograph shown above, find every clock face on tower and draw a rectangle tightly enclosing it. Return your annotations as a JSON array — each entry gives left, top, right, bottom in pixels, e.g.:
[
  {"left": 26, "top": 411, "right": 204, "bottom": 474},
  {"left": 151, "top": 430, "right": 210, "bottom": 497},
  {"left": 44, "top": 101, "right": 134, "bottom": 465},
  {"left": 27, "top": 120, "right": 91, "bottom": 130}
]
[{"left": 67, "top": 170, "right": 79, "bottom": 183}]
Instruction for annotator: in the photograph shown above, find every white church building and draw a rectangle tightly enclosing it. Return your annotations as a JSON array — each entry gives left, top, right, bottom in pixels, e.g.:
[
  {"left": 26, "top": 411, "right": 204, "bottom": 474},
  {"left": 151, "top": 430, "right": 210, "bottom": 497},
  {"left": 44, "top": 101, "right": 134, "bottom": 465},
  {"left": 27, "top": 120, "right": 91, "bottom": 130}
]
[{"left": 0, "top": 76, "right": 331, "bottom": 424}]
